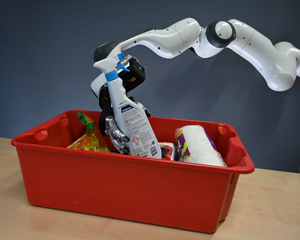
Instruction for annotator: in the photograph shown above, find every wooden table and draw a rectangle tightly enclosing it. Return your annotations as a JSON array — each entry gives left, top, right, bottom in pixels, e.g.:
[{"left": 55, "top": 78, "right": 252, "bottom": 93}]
[{"left": 1, "top": 137, "right": 299, "bottom": 240}]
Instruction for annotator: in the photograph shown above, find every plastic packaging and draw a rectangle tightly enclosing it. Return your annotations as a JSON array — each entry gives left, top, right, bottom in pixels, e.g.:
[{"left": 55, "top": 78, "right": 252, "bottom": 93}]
[
  {"left": 107, "top": 61, "right": 161, "bottom": 158},
  {"left": 175, "top": 125, "right": 227, "bottom": 167},
  {"left": 67, "top": 113, "right": 110, "bottom": 152},
  {"left": 160, "top": 142, "right": 176, "bottom": 160}
]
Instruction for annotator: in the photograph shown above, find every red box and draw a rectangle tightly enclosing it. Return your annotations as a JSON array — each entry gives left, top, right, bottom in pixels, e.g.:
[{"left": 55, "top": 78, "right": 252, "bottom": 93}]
[{"left": 11, "top": 110, "right": 254, "bottom": 233}]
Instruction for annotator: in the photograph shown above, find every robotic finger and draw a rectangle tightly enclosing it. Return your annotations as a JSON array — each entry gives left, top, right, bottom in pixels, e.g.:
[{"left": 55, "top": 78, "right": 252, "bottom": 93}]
[
  {"left": 105, "top": 115, "right": 130, "bottom": 154},
  {"left": 111, "top": 138, "right": 129, "bottom": 155},
  {"left": 105, "top": 115, "right": 129, "bottom": 142}
]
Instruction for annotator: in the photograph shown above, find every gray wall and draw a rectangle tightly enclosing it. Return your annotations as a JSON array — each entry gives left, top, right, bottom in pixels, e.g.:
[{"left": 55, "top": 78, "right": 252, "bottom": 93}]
[{"left": 1, "top": 0, "right": 300, "bottom": 172}]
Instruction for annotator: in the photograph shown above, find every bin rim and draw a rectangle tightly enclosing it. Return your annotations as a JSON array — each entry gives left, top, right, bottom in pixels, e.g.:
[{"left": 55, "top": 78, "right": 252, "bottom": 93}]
[
  {"left": 11, "top": 138, "right": 255, "bottom": 175},
  {"left": 11, "top": 109, "right": 255, "bottom": 175}
]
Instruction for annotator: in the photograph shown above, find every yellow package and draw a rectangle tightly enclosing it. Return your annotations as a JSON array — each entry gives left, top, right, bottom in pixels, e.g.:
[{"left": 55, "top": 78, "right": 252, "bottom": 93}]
[{"left": 67, "top": 113, "right": 110, "bottom": 153}]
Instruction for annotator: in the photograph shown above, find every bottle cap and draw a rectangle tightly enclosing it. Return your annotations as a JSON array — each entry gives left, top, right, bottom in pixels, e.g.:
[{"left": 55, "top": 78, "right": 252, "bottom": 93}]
[
  {"left": 77, "top": 112, "right": 87, "bottom": 125},
  {"left": 86, "top": 122, "right": 95, "bottom": 129}
]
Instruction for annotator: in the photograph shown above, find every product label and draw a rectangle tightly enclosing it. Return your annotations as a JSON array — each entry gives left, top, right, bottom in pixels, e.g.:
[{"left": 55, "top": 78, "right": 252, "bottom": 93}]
[
  {"left": 204, "top": 129, "right": 218, "bottom": 152},
  {"left": 204, "top": 129, "right": 227, "bottom": 166},
  {"left": 67, "top": 134, "right": 98, "bottom": 151},
  {"left": 175, "top": 129, "right": 191, "bottom": 161},
  {"left": 121, "top": 105, "right": 159, "bottom": 158}
]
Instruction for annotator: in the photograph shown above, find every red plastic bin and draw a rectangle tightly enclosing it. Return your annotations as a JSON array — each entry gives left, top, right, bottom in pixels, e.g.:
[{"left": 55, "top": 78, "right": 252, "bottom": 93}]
[{"left": 11, "top": 110, "right": 254, "bottom": 233}]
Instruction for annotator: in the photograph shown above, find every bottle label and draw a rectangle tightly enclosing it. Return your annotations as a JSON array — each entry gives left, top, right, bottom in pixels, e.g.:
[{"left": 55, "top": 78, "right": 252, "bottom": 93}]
[{"left": 121, "top": 105, "right": 160, "bottom": 158}]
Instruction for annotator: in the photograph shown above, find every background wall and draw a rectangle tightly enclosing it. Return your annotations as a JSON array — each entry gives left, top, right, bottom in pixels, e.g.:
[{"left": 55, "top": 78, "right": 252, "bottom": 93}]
[{"left": 1, "top": 0, "right": 299, "bottom": 172}]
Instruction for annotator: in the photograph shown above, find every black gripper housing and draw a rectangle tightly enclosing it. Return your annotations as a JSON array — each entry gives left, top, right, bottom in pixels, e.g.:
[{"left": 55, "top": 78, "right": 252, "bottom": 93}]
[{"left": 118, "top": 57, "right": 146, "bottom": 93}]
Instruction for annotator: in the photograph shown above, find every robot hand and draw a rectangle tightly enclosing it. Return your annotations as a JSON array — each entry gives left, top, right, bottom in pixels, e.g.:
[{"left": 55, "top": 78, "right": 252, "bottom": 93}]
[{"left": 105, "top": 115, "right": 130, "bottom": 154}]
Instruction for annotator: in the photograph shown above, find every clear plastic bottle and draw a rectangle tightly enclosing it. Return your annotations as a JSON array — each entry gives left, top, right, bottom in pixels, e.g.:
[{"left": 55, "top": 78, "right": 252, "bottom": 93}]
[
  {"left": 85, "top": 122, "right": 110, "bottom": 152},
  {"left": 67, "top": 114, "right": 110, "bottom": 153}
]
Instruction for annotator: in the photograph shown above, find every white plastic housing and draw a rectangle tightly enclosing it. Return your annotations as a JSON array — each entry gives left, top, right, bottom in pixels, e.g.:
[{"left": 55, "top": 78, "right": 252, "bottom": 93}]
[
  {"left": 191, "top": 21, "right": 234, "bottom": 58},
  {"left": 191, "top": 28, "right": 224, "bottom": 58},
  {"left": 275, "top": 42, "right": 300, "bottom": 77},
  {"left": 215, "top": 21, "right": 234, "bottom": 40},
  {"left": 228, "top": 19, "right": 297, "bottom": 91},
  {"left": 95, "top": 18, "right": 202, "bottom": 60}
]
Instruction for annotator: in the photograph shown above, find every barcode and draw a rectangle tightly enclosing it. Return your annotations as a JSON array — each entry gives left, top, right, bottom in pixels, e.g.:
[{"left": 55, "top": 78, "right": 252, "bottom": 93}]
[{"left": 150, "top": 146, "right": 158, "bottom": 157}]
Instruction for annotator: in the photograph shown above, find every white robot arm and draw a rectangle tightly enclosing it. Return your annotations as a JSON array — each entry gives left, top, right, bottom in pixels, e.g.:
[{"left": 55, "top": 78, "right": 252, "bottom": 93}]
[
  {"left": 193, "top": 19, "right": 300, "bottom": 91},
  {"left": 92, "top": 17, "right": 299, "bottom": 92},
  {"left": 92, "top": 17, "right": 299, "bottom": 155}
]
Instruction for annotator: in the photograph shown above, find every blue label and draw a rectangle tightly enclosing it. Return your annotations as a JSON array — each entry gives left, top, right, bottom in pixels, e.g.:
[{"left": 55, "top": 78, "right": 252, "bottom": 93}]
[{"left": 121, "top": 105, "right": 133, "bottom": 113}]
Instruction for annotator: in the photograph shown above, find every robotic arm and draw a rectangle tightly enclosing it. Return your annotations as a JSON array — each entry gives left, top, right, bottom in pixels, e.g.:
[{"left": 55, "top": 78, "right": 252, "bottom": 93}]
[
  {"left": 91, "top": 17, "right": 299, "bottom": 154},
  {"left": 93, "top": 17, "right": 300, "bottom": 92},
  {"left": 195, "top": 19, "right": 300, "bottom": 91}
]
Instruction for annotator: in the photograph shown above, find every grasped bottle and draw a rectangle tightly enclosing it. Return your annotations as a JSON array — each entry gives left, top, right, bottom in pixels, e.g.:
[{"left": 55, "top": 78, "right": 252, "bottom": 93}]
[{"left": 107, "top": 76, "right": 161, "bottom": 158}]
